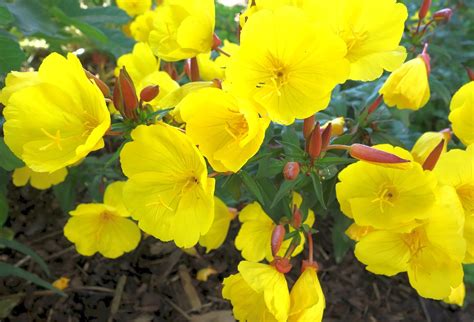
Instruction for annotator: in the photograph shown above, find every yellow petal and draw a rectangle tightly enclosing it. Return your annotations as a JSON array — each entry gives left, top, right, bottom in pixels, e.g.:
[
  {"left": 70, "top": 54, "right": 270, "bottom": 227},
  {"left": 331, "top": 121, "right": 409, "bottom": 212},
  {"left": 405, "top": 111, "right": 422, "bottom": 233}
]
[
  {"left": 199, "top": 197, "right": 233, "bottom": 252},
  {"left": 289, "top": 267, "right": 325, "bottom": 322}
]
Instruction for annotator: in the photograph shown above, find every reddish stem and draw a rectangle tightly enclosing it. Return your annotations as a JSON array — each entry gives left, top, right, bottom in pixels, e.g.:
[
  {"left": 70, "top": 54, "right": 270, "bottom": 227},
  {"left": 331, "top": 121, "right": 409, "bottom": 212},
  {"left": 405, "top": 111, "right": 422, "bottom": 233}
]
[{"left": 307, "top": 231, "right": 314, "bottom": 264}]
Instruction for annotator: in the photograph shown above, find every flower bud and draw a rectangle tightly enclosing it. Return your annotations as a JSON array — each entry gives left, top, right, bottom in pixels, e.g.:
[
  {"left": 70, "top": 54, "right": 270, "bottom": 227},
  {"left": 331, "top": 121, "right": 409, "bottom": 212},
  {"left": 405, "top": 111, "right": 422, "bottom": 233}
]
[
  {"left": 324, "top": 117, "right": 345, "bottom": 137},
  {"left": 84, "top": 69, "right": 110, "bottom": 97},
  {"left": 321, "top": 122, "right": 332, "bottom": 150},
  {"left": 419, "top": 43, "right": 431, "bottom": 75},
  {"left": 433, "top": 8, "right": 453, "bottom": 22},
  {"left": 303, "top": 115, "right": 315, "bottom": 139},
  {"left": 272, "top": 256, "right": 292, "bottom": 274},
  {"left": 422, "top": 138, "right": 445, "bottom": 171},
  {"left": 349, "top": 144, "right": 411, "bottom": 169},
  {"left": 185, "top": 57, "right": 200, "bottom": 82},
  {"left": 271, "top": 225, "right": 285, "bottom": 257},
  {"left": 419, "top": 0, "right": 432, "bottom": 20},
  {"left": 367, "top": 95, "right": 383, "bottom": 115},
  {"left": 308, "top": 122, "right": 322, "bottom": 160},
  {"left": 140, "top": 85, "right": 160, "bottom": 102},
  {"left": 466, "top": 67, "right": 474, "bottom": 82},
  {"left": 113, "top": 67, "right": 139, "bottom": 120},
  {"left": 212, "top": 33, "right": 222, "bottom": 50},
  {"left": 291, "top": 207, "right": 302, "bottom": 229},
  {"left": 283, "top": 162, "right": 300, "bottom": 181}
]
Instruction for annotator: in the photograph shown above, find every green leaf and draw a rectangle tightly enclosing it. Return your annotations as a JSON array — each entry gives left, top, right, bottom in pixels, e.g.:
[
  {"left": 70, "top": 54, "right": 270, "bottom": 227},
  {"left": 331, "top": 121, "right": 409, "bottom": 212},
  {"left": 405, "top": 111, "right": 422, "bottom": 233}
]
[
  {"left": 316, "top": 156, "right": 354, "bottom": 166},
  {"left": 0, "top": 262, "right": 65, "bottom": 296},
  {"left": 239, "top": 171, "right": 265, "bottom": 206},
  {"left": 0, "top": 138, "right": 24, "bottom": 171},
  {"left": 6, "top": 0, "right": 59, "bottom": 36},
  {"left": 256, "top": 159, "right": 285, "bottom": 178},
  {"left": 331, "top": 212, "right": 353, "bottom": 263},
  {"left": 270, "top": 177, "right": 301, "bottom": 209},
  {"left": 0, "top": 35, "right": 26, "bottom": 76},
  {"left": 0, "top": 294, "right": 22, "bottom": 319},
  {"left": 310, "top": 172, "right": 326, "bottom": 210},
  {"left": 464, "top": 264, "right": 474, "bottom": 285},
  {"left": 0, "top": 194, "right": 7, "bottom": 228},
  {"left": 0, "top": 5, "right": 13, "bottom": 27},
  {"left": 53, "top": 168, "right": 80, "bottom": 213},
  {"left": 0, "top": 238, "right": 50, "bottom": 276}
]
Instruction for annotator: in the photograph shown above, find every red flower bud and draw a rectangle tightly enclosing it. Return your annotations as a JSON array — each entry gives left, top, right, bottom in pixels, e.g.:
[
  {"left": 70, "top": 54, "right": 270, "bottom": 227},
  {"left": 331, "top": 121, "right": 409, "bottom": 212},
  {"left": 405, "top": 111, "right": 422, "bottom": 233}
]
[
  {"left": 433, "top": 8, "right": 453, "bottom": 22},
  {"left": 422, "top": 138, "right": 445, "bottom": 171},
  {"left": 308, "top": 122, "right": 322, "bottom": 160},
  {"left": 84, "top": 69, "right": 110, "bottom": 97},
  {"left": 113, "top": 67, "right": 139, "bottom": 120},
  {"left": 283, "top": 162, "right": 300, "bottom": 181},
  {"left": 291, "top": 207, "right": 302, "bottom": 229},
  {"left": 321, "top": 122, "right": 332, "bottom": 150},
  {"left": 212, "top": 33, "right": 222, "bottom": 50},
  {"left": 271, "top": 225, "right": 286, "bottom": 257},
  {"left": 272, "top": 256, "right": 292, "bottom": 274},
  {"left": 185, "top": 57, "right": 200, "bottom": 82},
  {"left": 367, "top": 95, "right": 383, "bottom": 115},
  {"left": 466, "top": 67, "right": 474, "bottom": 82},
  {"left": 349, "top": 144, "right": 411, "bottom": 168},
  {"left": 140, "top": 85, "right": 160, "bottom": 102},
  {"left": 419, "top": 0, "right": 432, "bottom": 20},
  {"left": 419, "top": 43, "right": 431, "bottom": 75},
  {"left": 303, "top": 115, "right": 315, "bottom": 139}
]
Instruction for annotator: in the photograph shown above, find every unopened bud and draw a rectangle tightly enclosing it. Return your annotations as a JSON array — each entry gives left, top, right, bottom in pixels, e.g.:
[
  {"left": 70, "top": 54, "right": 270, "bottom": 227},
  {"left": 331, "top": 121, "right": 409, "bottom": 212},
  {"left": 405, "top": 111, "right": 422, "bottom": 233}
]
[
  {"left": 291, "top": 207, "right": 302, "bottom": 229},
  {"left": 325, "top": 117, "right": 345, "bottom": 137},
  {"left": 185, "top": 57, "right": 200, "bottom": 82},
  {"left": 419, "top": 43, "right": 431, "bottom": 75},
  {"left": 466, "top": 67, "right": 474, "bottom": 82},
  {"left": 308, "top": 122, "right": 322, "bottom": 160},
  {"left": 419, "top": 0, "right": 432, "bottom": 20},
  {"left": 84, "top": 69, "right": 110, "bottom": 97},
  {"left": 212, "top": 33, "right": 222, "bottom": 50},
  {"left": 140, "top": 85, "right": 160, "bottom": 102},
  {"left": 271, "top": 225, "right": 285, "bottom": 257},
  {"left": 350, "top": 144, "right": 411, "bottom": 169},
  {"left": 283, "top": 162, "right": 300, "bottom": 181},
  {"left": 303, "top": 115, "right": 315, "bottom": 139},
  {"left": 113, "top": 67, "right": 139, "bottom": 120},
  {"left": 422, "top": 139, "right": 445, "bottom": 171},
  {"left": 272, "top": 256, "right": 292, "bottom": 274},
  {"left": 321, "top": 122, "right": 332, "bottom": 150},
  {"left": 367, "top": 95, "right": 383, "bottom": 115},
  {"left": 433, "top": 8, "right": 453, "bottom": 22}
]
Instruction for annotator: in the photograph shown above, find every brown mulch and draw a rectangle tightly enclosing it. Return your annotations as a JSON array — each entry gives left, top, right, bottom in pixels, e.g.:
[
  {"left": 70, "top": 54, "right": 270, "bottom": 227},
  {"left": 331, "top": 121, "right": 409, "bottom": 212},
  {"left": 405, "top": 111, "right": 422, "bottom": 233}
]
[{"left": 1, "top": 186, "right": 473, "bottom": 322}]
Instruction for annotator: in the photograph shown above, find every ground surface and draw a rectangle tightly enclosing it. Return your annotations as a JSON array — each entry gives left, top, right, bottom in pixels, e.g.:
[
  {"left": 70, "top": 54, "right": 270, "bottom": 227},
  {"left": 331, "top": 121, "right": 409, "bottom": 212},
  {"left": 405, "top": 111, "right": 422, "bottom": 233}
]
[{"left": 1, "top": 186, "right": 474, "bottom": 322}]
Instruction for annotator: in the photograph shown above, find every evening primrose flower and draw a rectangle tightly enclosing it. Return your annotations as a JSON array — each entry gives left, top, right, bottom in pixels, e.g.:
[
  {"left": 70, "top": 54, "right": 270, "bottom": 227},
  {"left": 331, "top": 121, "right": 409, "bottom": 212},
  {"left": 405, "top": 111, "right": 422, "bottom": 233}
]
[
  {"left": 116, "top": 0, "right": 151, "bottom": 16},
  {"left": 223, "top": 261, "right": 290, "bottom": 322},
  {"left": 227, "top": 6, "right": 349, "bottom": 125},
  {"left": 197, "top": 40, "right": 239, "bottom": 81},
  {"left": 336, "top": 144, "right": 437, "bottom": 230},
  {"left": 180, "top": 88, "right": 269, "bottom": 172},
  {"left": 12, "top": 166, "right": 68, "bottom": 190},
  {"left": 120, "top": 123, "right": 215, "bottom": 248},
  {"left": 148, "top": 0, "right": 215, "bottom": 61},
  {"left": 307, "top": 0, "right": 408, "bottom": 81},
  {"left": 288, "top": 266, "right": 325, "bottom": 322},
  {"left": 199, "top": 197, "right": 235, "bottom": 253},
  {"left": 434, "top": 145, "right": 474, "bottom": 263},
  {"left": 449, "top": 81, "right": 474, "bottom": 145},
  {"left": 411, "top": 131, "right": 450, "bottom": 165},
  {"left": 3, "top": 53, "right": 110, "bottom": 173},
  {"left": 379, "top": 56, "right": 430, "bottom": 110},
  {"left": 354, "top": 186, "right": 466, "bottom": 299},
  {"left": 235, "top": 193, "right": 315, "bottom": 262},
  {"left": 116, "top": 42, "right": 179, "bottom": 109},
  {"left": 64, "top": 182, "right": 141, "bottom": 258},
  {"left": 130, "top": 10, "right": 158, "bottom": 42}
]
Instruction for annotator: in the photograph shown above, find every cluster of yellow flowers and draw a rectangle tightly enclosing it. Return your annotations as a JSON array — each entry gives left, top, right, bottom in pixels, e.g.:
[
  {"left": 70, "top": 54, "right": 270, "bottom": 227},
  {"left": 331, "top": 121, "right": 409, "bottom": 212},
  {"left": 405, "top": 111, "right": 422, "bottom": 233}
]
[{"left": 1, "top": 0, "right": 473, "bottom": 320}]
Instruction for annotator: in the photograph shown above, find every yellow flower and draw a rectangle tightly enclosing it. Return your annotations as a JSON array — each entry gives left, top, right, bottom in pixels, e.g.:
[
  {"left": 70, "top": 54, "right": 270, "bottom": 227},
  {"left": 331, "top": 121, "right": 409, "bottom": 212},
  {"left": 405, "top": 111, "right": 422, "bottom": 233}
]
[
  {"left": 180, "top": 88, "right": 269, "bottom": 172},
  {"left": 336, "top": 144, "right": 437, "bottom": 230},
  {"left": 323, "top": 117, "right": 345, "bottom": 137},
  {"left": 130, "top": 10, "right": 158, "bottom": 42},
  {"left": 120, "top": 123, "right": 215, "bottom": 248},
  {"left": 3, "top": 53, "right": 110, "bottom": 173},
  {"left": 307, "top": 0, "right": 408, "bottom": 81},
  {"left": 411, "top": 131, "right": 450, "bottom": 165},
  {"left": 354, "top": 186, "right": 466, "bottom": 299},
  {"left": 379, "top": 56, "right": 430, "bottom": 110},
  {"left": 199, "top": 197, "right": 235, "bottom": 253},
  {"left": 345, "top": 223, "right": 375, "bottom": 242},
  {"left": 64, "top": 182, "right": 141, "bottom": 258},
  {"left": 12, "top": 166, "right": 68, "bottom": 190},
  {"left": 288, "top": 266, "right": 325, "bottom": 322},
  {"left": 227, "top": 6, "right": 349, "bottom": 125},
  {"left": 235, "top": 193, "right": 315, "bottom": 262},
  {"left": 449, "top": 81, "right": 474, "bottom": 146},
  {"left": 52, "top": 277, "right": 70, "bottom": 291},
  {"left": 197, "top": 40, "right": 239, "bottom": 81},
  {"left": 0, "top": 71, "right": 40, "bottom": 105},
  {"left": 148, "top": 0, "right": 215, "bottom": 61},
  {"left": 443, "top": 283, "right": 465, "bottom": 307},
  {"left": 116, "top": 0, "right": 151, "bottom": 17},
  {"left": 223, "top": 261, "right": 290, "bottom": 322},
  {"left": 116, "top": 42, "right": 179, "bottom": 109},
  {"left": 433, "top": 145, "right": 474, "bottom": 263}
]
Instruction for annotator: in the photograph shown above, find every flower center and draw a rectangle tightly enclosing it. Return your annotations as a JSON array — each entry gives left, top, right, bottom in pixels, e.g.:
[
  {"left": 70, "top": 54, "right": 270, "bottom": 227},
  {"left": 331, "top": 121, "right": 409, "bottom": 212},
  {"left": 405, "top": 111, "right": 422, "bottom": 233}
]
[
  {"left": 457, "top": 184, "right": 474, "bottom": 212},
  {"left": 371, "top": 184, "right": 398, "bottom": 213},
  {"left": 100, "top": 211, "right": 116, "bottom": 221},
  {"left": 402, "top": 227, "right": 428, "bottom": 259},
  {"left": 339, "top": 27, "right": 369, "bottom": 60},
  {"left": 225, "top": 112, "right": 249, "bottom": 140}
]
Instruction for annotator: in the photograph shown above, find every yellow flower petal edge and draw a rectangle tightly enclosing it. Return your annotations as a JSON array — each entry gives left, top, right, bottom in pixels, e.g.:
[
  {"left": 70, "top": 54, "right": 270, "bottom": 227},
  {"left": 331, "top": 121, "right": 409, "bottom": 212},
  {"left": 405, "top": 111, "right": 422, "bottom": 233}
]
[
  {"left": 289, "top": 266, "right": 325, "bottom": 322},
  {"left": 199, "top": 196, "right": 234, "bottom": 253},
  {"left": 120, "top": 123, "right": 215, "bottom": 248},
  {"left": 12, "top": 166, "right": 68, "bottom": 190},
  {"left": 449, "top": 81, "right": 474, "bottom": 146}
]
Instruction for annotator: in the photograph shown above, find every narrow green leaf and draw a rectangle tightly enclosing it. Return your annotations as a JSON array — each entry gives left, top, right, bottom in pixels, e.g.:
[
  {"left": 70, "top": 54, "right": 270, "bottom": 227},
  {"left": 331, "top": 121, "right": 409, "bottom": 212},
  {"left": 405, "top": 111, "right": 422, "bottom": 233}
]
[
  {"left": 0, "top": 262, "right": 65, "bottom": 296},
  {"left": 464, "top": 264, "right": 474, "bottom": 285},
  {"left": 0, "top": 238, "right": 50, "bottom": 276},
  {"left": 310, "top": 173, "right": 327, "bottom": 210},
  {"left": 0, "top": 6, "right": 13, "bottom": 27},
  {"left": 0, "top": 194, "right": 8, "bottom": 227},
  {"left": 239, "top": 171, "right": 265, "bottom": 206},
  {"left": 0, "top": 139, "right": 24, "bottom": 171},
  {"left": 270, "top": 177, "right": 301, "bottom": 209},
  {"left": 316, "top": 156, "right": 354, "bottom": 166},
  {"left": 331, "top": 212, "right": 353, "bottom": 263},
  {"left": 0, "top": 294, "right": 22, "bottom": 319}
]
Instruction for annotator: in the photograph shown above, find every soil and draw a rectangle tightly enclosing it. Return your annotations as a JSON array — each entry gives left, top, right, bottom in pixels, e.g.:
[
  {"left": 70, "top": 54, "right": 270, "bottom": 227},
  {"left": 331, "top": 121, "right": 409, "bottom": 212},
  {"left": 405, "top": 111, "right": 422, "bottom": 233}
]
[{"left": 1, "top": 185, "right": 473, "bottom": 322}]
